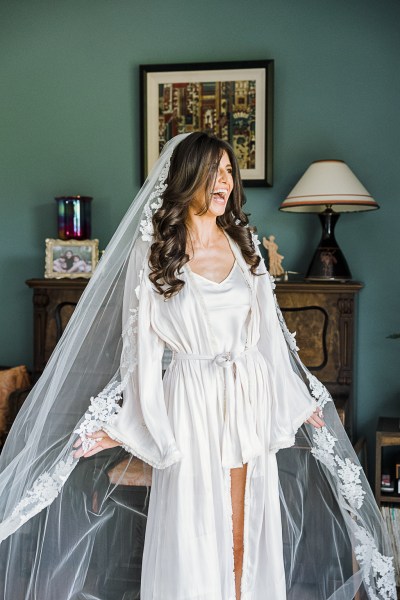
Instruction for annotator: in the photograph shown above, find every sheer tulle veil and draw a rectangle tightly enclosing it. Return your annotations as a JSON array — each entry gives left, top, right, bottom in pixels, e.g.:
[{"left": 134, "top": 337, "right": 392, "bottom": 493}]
[{"left": 0, "top": 132, "right": 396, "bottom": 599}]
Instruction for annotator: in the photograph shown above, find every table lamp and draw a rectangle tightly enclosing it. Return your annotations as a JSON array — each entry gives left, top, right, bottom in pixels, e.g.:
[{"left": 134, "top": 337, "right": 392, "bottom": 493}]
[{"left": 279, "top": 160, "right": 379, "bottom": 281}]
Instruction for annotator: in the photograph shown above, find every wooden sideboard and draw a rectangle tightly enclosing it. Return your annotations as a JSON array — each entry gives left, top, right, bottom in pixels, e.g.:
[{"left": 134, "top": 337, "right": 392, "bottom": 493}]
[
  {"left": 26, "top": 278, "right": 88, "bottom": 380},
  {"left": 276, "top": 281, "right": 363, "bottom": 440},
  {"left": 26, "top": 278, "right": 362, "bottom": 439}
]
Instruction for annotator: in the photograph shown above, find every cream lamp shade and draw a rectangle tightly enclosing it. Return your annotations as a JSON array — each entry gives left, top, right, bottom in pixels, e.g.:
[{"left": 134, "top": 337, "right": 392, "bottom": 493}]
[
  {"left": 280, "top": 160, "right": 379, "bottom": 281},
  {"left": 280, "top": 160, "right": 379, "bottom": 213}
]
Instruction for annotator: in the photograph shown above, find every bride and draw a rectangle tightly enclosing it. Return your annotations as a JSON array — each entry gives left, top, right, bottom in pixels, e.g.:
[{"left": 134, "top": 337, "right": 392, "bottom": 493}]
[{"left": 0, "top": 132, "right": 396, "bottom": 599}]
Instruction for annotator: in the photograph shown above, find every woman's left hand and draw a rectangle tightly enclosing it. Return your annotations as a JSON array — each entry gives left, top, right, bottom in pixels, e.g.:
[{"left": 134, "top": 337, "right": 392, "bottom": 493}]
[
  {"left": 305, "top": 408, "right": 325, "bottom": 428},
  {"left": 73, "top": 430, "right": 121, "bottom": 459}
]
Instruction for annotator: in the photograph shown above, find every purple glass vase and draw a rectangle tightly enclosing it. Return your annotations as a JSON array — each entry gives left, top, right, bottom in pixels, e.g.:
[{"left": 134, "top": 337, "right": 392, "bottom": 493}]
[{"left": 55, "top": 196, "right": 92, "bottom": 240}]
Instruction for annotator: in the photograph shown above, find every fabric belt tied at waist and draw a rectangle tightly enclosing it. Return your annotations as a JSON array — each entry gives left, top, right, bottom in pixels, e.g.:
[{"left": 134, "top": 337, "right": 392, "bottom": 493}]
[{"left": 173, "top": 347, "right": 264, "bottom": 468}]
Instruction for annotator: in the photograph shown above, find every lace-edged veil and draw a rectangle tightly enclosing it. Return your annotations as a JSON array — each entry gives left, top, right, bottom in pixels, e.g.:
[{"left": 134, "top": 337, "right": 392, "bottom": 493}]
[
  {"left": 0, "top": 133, "right": 189, "bottom": 539},
  {"left": 0, "top": 132, "right": 396, "bottom": 600}
]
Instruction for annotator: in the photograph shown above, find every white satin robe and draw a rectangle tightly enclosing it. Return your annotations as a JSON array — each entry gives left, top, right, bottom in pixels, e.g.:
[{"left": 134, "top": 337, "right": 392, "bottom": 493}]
[{"left": 104, "top": 235, "right": 317, "bottom": 600}]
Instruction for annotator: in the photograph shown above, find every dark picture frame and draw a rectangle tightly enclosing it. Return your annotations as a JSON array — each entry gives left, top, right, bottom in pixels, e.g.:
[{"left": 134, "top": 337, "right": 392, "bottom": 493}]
[{"left": 140, "top": 60, "right": 274, "bottom": 187}]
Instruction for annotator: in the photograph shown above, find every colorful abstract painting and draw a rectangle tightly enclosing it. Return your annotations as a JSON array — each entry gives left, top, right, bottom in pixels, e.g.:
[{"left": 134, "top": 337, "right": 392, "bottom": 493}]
[
  {"left": 158, "top": 80, "right": 256, "bottom": 170},
  {"left": 141, "top": 61, "right": 273, "bottom": 186}
]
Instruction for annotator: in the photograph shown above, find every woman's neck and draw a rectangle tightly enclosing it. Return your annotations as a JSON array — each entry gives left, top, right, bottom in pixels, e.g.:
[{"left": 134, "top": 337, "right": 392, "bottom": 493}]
[{"left": 185, "top": 214, "right": 222, "bottom": 249}]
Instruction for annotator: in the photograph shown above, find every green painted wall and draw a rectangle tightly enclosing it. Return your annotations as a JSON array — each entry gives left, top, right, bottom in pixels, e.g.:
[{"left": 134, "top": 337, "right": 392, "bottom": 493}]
[{"left": 1, "top": 0, "right": 399, "bottom": 458}]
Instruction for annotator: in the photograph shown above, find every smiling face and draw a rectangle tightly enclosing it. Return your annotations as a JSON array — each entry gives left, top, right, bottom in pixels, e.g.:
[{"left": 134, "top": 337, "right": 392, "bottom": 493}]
[{"left": 190, "top": 151, "right": 234, "bottom": 218}]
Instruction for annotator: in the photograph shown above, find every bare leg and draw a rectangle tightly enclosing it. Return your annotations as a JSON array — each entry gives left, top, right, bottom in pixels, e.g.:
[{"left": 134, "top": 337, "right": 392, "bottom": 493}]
[{"left": 231, "top": 463, "right": 248, "bottom": 599}]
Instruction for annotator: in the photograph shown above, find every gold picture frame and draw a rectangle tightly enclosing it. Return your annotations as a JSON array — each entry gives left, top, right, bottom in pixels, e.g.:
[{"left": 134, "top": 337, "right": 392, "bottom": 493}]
[{"left": 45, "top": 239, "right": 99, "bottom": 279}]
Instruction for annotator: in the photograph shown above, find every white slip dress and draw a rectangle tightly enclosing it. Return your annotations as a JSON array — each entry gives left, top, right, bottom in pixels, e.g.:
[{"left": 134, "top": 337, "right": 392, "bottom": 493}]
[{"left": 140, "top": 259, "right": 287, "bottom": 600}]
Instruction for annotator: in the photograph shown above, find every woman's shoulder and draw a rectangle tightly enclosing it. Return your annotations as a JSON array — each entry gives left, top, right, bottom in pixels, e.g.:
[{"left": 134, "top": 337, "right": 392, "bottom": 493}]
[{"left": 226, "top": 228, "right": 263, "bottom": 268}]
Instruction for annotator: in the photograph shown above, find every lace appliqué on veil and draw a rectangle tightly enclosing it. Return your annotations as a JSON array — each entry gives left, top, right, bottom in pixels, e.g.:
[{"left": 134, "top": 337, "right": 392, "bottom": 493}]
[
  {"left": 0, "top": 454, "right": 75, "bottom": 541},
  {"left": 74, "top": 305, "right": 139, "bottom": 453},
  {"left": 264, "top": 257, "right": 396, "bottom": 599},
  {"left": 74, "top": 382, "right": 123, "bottom": 452},
  {"left": 306, "top": 372, "right": 331, "bottom": 409},
  {"left": 310, "top": 426, "right": 395, "bottom": 597},
  {"left": 139, "top": 158, "right": 170, "bottom": 241},
  {"left": 354, "top": 527, "right": 397, "bottom": 599},
  {"left": 251, "top": 230, "right": 261, "bottom": 248}
]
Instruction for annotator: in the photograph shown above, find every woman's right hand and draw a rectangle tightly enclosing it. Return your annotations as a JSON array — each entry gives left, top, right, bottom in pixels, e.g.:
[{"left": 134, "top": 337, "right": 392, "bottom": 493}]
[
  {"left": 73, "top": 430, "right": 121, "bottom": 459},
  {"left": 304, "top": 407, "right": 325, "bottom": 429}
]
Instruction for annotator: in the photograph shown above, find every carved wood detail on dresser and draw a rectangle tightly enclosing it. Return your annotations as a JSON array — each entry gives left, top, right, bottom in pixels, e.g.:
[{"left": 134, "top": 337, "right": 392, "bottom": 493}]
[{"left": 26, "top": 279, "right": 362, "bottom": 440}]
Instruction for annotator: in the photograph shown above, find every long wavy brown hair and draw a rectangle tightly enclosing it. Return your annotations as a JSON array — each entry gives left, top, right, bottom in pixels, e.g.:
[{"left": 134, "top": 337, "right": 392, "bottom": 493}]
[{"left": 149, "top": 132, "right": 261, "bottom": 298}]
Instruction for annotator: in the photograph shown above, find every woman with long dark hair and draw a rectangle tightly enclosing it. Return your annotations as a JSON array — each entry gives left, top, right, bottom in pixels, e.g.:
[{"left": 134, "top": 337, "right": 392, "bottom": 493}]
[{"left": 0, "top": 133, "right": 395, "bottom": 599}]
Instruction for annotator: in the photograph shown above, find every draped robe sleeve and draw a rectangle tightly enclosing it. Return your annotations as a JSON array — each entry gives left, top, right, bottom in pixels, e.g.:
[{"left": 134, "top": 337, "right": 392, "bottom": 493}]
[
  {"left": 103, "top": 239, "right": 183, "bottom": 469},
  {"left": 253, "top": 253, "right": 317, "bottom": 452}
]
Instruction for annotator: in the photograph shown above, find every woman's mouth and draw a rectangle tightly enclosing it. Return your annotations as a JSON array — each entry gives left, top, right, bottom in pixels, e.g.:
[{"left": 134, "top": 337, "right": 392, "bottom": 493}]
[{"left": 211, "top": 189, "right": 228, "bottom": 204}]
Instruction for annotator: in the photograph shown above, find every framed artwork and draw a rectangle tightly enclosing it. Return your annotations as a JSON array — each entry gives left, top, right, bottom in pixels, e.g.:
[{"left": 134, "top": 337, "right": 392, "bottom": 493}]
[
  {"left": 140, "top": 60, "right": 274, "bottom": 186},
  {"left": 45, "top": 239, "right": 99, "bottom": 279}
]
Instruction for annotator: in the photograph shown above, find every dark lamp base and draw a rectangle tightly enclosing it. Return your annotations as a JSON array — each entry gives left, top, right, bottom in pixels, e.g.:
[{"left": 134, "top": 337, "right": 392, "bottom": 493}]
[{"left": 305, "top": 209, "right": 352, "bottom": 282}]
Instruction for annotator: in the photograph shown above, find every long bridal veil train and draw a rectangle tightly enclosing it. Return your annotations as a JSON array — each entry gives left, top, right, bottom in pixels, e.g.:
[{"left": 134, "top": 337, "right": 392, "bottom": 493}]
[{"left": 0, "top": 133, "right": 396, "bottom": 599}]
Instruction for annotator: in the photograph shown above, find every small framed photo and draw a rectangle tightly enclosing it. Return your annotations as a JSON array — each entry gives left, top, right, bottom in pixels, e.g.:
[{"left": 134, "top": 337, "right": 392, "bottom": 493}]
[
  {"left": 45, "top": 239, "right": 99, "bottom": 279},
  {"left": 140, "top": 60, "right": 274, "bottom": 186}
]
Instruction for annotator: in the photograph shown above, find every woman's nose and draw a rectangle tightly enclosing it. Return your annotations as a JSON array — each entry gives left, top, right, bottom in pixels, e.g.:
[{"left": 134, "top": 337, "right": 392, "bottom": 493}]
[{"left": 218, "top": 168, "right": 227, "bottom": 182}]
